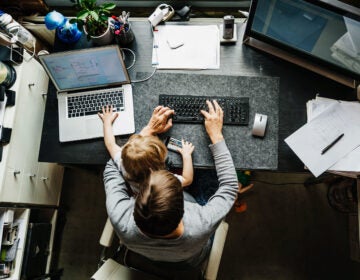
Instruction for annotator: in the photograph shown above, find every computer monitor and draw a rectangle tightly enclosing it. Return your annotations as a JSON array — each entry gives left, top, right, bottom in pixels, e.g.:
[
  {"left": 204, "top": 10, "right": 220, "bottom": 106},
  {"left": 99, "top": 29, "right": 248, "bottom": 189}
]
[{"left": 244, "top": 0, "right": 360, "bottom": 86}]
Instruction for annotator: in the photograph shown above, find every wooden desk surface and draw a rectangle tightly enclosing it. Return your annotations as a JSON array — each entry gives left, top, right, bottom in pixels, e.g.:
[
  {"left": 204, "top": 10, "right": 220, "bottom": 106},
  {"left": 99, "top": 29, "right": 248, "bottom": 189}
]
[{"left": 39, "top": 19, "right": 357, "bottom": 171}]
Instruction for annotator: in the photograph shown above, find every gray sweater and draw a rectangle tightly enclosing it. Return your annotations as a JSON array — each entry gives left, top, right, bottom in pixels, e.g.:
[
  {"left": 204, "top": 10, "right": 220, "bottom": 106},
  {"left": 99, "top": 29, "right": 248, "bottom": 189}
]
[{"left": 103, "top": 140, "right": 238, "bottom": 266}]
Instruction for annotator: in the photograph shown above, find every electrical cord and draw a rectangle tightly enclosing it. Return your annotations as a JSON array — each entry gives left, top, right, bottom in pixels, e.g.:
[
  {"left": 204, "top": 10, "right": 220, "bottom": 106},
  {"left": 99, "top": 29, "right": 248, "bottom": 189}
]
[
  {"left": 120, "top": 45, "right": 158, "bottom": 83},
  {"left": 120, "top": 47, "right": 136, "bottom": 70},
  {"left": 131, "top": 67, "right": 157, "bottom": 83},
  {"left": 127, "top": 21, "right": 158, "bottom": 84}
]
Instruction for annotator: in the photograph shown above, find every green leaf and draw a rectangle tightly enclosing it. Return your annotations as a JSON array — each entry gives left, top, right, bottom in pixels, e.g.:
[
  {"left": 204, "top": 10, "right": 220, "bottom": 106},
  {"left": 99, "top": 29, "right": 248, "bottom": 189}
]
[
  {"left": 77, "top": 10, "right": 89, "bottom": 20},
  {"left": 89, "top": 11, "right": 99, "bottom": 21},
  {"left": 100, "top": 9, "right": 110, "bottom": 16},
  {"left": 101, "top": 3, "right": 116, "bottom": 10},
  {"left": 99, "top": 15, "right": 108, "bottom": 22}
]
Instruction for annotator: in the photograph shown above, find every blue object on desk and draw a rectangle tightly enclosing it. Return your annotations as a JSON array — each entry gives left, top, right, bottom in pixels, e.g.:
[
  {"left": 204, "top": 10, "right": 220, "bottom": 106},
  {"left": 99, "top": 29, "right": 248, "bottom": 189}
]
[{"left": 45, "top": 11, "right": 82, "bottom": 44}]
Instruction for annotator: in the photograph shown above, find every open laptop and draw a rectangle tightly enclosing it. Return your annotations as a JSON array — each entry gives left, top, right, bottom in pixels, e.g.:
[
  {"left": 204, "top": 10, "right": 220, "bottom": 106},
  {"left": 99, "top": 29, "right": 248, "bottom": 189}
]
[{"left": 39, "top": 45, "right": 135, "bottom": 142}]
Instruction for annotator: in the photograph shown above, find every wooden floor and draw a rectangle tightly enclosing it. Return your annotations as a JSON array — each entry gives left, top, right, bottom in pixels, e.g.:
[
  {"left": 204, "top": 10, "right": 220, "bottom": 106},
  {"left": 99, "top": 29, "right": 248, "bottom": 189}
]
[{"left": 52, "top": 167, "right": 360, "bottom": 279}]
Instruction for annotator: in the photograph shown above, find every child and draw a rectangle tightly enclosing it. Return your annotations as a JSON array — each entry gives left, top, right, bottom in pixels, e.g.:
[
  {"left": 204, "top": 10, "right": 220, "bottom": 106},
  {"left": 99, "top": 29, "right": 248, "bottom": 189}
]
[{"left": 98, "top": 105, "right": 194, "bottom": 193}]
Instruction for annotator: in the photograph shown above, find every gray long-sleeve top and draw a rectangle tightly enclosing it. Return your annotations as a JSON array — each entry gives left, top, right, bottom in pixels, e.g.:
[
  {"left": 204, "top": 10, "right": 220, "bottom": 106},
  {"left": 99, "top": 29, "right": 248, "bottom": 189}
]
[{"left": 103, "top": 140, "right": 238, "bottom": 266}]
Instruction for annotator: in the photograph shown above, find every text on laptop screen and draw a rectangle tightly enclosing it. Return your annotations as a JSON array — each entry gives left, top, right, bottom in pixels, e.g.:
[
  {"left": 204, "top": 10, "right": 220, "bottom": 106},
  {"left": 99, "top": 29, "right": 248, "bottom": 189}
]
[
  {"left": 40, "top": 46, "right": 129, "bottom": 91},
  {"left": 248, "top": 0, "right": 360, "bottom": 79}
]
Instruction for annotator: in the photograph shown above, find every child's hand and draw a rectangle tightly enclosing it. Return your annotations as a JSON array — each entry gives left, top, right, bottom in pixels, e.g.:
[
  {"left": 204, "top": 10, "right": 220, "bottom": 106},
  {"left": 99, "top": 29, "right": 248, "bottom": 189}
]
[
  {"left": 177, "top": 139, "right": 194, "bottom": 158},
  {"left": 98, "top": 105, "right": 119, "bottom": 124}
]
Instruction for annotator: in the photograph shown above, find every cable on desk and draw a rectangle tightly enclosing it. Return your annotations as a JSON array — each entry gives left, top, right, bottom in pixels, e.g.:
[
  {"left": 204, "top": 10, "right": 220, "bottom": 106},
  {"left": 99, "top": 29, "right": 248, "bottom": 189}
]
[
  {"left": 131, "top": 67, "right": 157, "bottom": 83},
  {"left": 120, "top": 48, "right": 136, "bottom": 70},
  {"left": 120, "top": 45, "right": 158, "bottom": 83},
  {"left": 126, "top": 21, "right": 158, "bottom": 84}
]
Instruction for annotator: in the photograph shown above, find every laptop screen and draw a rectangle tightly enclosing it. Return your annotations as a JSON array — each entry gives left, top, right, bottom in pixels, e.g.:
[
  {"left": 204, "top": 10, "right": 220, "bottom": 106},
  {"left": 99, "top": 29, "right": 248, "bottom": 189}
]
[{"left": 39, "top": 45, "right": 130, "bottom": 92}]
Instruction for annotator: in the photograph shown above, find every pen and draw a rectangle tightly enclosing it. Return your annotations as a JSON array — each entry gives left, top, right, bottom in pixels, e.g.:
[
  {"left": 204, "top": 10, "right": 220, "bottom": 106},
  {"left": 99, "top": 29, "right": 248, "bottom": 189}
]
[{"left": 321, "top": 133, "right": 344, "bottom": 155}]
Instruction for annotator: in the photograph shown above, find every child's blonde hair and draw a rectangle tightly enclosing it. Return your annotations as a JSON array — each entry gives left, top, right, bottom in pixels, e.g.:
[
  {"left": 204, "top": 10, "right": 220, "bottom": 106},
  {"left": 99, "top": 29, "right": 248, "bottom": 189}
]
[{"left": 121, "top": 134, "right": 167, "bottom": 187}]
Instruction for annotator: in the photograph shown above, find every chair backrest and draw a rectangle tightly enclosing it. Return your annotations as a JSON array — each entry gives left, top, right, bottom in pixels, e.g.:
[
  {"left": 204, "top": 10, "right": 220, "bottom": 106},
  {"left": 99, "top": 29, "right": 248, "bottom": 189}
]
[
  {"left": 123, "top": 248, "right": 203, "bottom": 280},
  {"left": 96, "top": 219, "right": 229, "bottom": 280},
  {"left": 91, "top": 258, "right": 162, "bottom": 280}
]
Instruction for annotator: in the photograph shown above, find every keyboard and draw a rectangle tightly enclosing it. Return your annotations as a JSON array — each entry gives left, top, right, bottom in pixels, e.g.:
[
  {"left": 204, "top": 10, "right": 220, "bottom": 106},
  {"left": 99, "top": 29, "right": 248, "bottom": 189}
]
[
  {"left": 159, "top": 94, "right": 249, "bottom": 125},
  {"left": 67, "top": 89, "right": 125, "bottom": 118}
]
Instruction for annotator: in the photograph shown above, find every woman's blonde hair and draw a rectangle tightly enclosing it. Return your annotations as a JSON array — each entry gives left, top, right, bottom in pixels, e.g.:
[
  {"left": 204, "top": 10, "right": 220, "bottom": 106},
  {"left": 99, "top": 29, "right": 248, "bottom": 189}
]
[{"left": 121, "top": 134, "right": 167, "bottom": 187}]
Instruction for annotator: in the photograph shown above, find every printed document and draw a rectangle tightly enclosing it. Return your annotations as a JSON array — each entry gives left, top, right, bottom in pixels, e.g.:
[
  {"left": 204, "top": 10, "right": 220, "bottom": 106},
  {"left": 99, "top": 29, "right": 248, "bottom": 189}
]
[
  {"left": 307, "top": 97, "right": 360, "bottom": 172},
  {"left": 285, "top": 102, "right": 360, "bottom": 177},
  {"left": 152, "top": 25, "right": 220, "bottom": 69}
]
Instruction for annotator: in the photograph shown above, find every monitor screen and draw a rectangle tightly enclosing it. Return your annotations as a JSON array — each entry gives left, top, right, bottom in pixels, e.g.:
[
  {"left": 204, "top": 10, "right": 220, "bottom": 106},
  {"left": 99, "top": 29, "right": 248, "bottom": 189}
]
[{"left": 245, "top": 0, "right": 360, "bottom": 80}]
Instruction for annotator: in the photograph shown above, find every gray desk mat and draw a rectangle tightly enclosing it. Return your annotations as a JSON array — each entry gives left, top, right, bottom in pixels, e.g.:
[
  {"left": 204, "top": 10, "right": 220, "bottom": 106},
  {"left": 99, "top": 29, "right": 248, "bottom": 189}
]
[{"left": 133, "top": 72, "right": 279, "bottom": 170}]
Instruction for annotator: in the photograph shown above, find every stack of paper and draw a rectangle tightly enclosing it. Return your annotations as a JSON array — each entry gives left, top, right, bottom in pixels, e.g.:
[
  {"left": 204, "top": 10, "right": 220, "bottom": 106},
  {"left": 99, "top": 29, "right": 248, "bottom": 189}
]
[
  {"left": 285, "top": 97, "right": 360, "bottom": 177},
  {"left": 152, "top": 25, "right": 220, "bottom": 69}
]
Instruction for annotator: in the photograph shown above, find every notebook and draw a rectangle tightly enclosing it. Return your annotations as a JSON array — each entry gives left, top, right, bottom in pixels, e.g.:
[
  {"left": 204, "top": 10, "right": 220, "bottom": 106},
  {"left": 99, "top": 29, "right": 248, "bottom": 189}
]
[{"left": 39, "top": 45, "right": 135, "bottom": 142}]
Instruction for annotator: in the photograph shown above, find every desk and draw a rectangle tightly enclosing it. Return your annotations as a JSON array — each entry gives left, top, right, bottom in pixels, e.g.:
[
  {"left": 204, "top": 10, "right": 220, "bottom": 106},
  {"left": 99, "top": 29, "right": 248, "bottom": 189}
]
[{"left": 39, "top": 19, "right": 357, "bottom": 171}]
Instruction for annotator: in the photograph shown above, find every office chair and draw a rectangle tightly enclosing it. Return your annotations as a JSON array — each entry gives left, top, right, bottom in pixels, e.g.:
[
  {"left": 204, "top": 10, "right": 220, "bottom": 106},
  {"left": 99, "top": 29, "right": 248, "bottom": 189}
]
[{"left": 91, "top": 218, "right": 229, "bottom": 280}]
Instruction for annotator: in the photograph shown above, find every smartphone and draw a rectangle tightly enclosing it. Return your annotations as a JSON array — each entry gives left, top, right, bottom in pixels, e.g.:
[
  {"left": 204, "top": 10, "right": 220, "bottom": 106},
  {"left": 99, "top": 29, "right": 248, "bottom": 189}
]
[
  {"left": 223, "top": 15, "right": 235, "bottom": 39},
  {"left": 165, "top": 136, "right": 182, "bottom": 153}
]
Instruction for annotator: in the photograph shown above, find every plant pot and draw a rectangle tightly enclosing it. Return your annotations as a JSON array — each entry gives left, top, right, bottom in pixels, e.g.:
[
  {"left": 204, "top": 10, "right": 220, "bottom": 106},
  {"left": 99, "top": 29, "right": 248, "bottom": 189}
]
[{"left": 84, "top": 18, "right": 114, "bottom": 45}]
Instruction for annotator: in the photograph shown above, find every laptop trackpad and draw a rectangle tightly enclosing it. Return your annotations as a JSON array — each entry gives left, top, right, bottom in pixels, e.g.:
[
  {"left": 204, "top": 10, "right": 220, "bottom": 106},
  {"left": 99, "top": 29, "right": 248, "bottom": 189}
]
[{"left": 86, "top": 118, "right": 102, "bottom": 136}]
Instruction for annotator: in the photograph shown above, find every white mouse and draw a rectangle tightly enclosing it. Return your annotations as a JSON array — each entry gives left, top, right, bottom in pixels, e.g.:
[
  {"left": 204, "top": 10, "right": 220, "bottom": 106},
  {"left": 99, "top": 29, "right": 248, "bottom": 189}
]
[{"left": 252, "top": 113, "right": 268, "bottom": 137}]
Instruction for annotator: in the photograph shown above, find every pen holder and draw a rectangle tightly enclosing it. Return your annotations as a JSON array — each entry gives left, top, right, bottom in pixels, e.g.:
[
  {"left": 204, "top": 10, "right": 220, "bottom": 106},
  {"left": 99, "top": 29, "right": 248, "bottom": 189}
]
[{"left": 115, "top": 23, "right": 135, "bottom": 46}]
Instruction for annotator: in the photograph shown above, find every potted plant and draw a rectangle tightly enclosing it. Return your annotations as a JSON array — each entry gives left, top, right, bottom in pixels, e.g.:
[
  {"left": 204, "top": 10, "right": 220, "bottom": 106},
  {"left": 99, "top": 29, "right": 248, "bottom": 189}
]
[{"left": 70, "top": 0, "right": 116, "bottom": 45}]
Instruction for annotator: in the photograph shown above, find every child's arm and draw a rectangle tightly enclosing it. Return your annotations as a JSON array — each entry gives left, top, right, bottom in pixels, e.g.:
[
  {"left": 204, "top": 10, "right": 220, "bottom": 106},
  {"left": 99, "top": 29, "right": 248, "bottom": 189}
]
[
  {"left": 98, "top": 106, "right": 122, "bottom": 160},
  {"left": 177, "top": 140, "right": 195, "bottom": 187}
]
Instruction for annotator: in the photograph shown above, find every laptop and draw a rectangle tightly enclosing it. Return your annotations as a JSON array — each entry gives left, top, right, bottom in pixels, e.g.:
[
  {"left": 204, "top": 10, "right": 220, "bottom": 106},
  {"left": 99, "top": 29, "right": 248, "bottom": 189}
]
[{"left": 39, "top": 45, "right": 135, "bottom": 142}]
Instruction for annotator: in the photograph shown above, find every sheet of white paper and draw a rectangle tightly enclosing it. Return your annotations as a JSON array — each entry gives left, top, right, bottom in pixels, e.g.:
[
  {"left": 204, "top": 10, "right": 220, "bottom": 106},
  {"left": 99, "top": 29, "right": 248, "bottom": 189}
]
[
  {"left": 285, "top": 102, "right": 360, "bottom": 177},
  {"left": 329, "top": 147, "right": 360, "bottom": 171},
  {"left": 152, "top": 25, "right": 220, "bottom": 69},
  {"left": 308, "top": 97, "right": 360, "bottom": 172}
]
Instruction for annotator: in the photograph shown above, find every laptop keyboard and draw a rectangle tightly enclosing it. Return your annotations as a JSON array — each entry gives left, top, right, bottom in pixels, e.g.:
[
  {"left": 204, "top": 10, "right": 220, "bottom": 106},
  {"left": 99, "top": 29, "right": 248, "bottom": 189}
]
[{"left": 67, "top": 89, "right": 125, "bottom": 118}]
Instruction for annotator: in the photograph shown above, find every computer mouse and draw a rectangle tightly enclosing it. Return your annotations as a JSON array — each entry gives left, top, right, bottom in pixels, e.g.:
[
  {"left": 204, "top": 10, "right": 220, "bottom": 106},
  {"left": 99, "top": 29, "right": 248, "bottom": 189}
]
[{"left": 252, "top": 113, "right": 268, "bottom": 137}]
